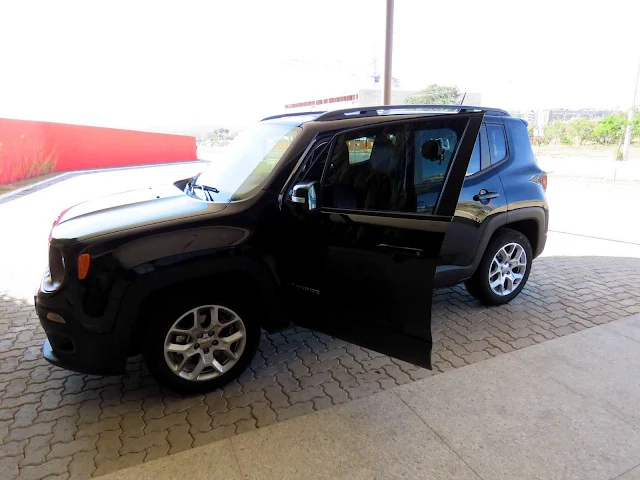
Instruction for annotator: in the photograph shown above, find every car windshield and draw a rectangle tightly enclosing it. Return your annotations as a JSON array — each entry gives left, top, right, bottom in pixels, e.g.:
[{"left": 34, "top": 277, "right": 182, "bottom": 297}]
[{"left": 194, "top": 123, "right": 302, "bottom": 202}]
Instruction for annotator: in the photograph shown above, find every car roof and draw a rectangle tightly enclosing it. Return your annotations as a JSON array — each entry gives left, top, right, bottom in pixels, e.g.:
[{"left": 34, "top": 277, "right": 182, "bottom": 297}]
[{"left": 261, "top": 104, "right": 510, "bottom": 127}]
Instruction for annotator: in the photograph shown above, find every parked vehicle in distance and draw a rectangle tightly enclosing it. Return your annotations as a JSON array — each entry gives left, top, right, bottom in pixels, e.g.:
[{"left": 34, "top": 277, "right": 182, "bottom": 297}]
[{"left": 35, "top": 105, "right": 548, "bottom": 393}]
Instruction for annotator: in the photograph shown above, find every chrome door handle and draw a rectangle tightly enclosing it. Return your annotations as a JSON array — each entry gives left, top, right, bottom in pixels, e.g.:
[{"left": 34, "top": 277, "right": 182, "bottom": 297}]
[{"left": 473, "top": 190, "right": 499, "bottom": 202}]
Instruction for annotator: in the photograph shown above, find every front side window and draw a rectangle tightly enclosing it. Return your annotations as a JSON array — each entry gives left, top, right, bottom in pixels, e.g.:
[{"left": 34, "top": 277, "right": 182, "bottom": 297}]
[
  {"left": 194, "top": 123, "right": 302, "bottom": 201},
  {"left": 322, "top": 117, "right": 471, "bottom": 215}
]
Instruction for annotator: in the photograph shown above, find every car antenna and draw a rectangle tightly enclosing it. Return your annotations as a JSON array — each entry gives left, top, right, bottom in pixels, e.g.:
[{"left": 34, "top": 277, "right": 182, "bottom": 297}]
[{"left": 459, "top": 92, "right": 467, "bottom": 105}]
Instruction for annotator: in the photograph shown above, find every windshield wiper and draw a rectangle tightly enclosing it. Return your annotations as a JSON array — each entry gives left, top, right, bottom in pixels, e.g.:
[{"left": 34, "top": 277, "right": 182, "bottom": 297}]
[
  {"left": 192, "top": 184, "right": 219, "bottom": 200},
  {"left": 186, "top": 173, "right": 219, "bottom": 201}
]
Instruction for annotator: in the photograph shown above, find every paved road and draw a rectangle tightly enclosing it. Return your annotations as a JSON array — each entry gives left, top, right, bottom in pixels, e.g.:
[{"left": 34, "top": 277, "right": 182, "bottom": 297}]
[{"left": 1, "top": 166, "right": 639, "bottom": 479}]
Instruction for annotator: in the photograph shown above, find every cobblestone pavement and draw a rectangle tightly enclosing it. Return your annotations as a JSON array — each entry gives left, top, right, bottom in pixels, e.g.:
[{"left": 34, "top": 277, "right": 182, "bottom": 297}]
[{"left": 1, "top": 254, "right": 640, "bottom": 479}]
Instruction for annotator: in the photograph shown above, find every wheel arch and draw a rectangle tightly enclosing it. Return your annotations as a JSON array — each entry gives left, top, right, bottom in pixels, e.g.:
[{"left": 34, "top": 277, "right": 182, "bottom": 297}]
[
  {"left": 120, "top": 255, "right": 289, "bottom": 355},
  {"left": 435, "top": 206, "right": 548, "bottom": 287}
]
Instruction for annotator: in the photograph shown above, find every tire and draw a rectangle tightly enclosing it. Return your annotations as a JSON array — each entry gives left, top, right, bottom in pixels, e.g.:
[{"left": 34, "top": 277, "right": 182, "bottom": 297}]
[
  {"left": 464, "top": 228, "right": 533, "bottom": 306},
  {"left": 143, "top": 290, "right": 260, "bottom": 394}
]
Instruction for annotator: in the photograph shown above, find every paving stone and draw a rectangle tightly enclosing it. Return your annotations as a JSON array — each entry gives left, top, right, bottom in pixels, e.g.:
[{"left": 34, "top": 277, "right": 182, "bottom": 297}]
[
  {"left": 186, "top": 404, "right": 212, "bottom": 435},
  {"left": 8, "top": 420, "right": 56, "bottom": 442},
  {"left": 227, "top": 390, "right": 265, "bottom": 409},
  {"left": 240, "top": 375, "right": 277, "bottom": 393},
  {"left": 12, "top": 403, "right": 39, "bottom": 428},
  {"left": 95, "top": 429, "right": 122, "bottom": 464},
  {"left": 461, "top": 350, "right": 492, "bottom": 364},
  {"left": 141, "top": 396, "right": 165, "bottom": 420},
  {"left": 192, "top": 425, "right": 236, "bottom": 447},
  {"left": 1, "top": 393, "right": 42, "bottom": 410},
  {"left": 275, "top": 401, "right": 314, "bottom": 422},
  {"left": 38, "top": 389, "right": 63, "bottom": 412},
  {"left": 167, "top": 423, "right": 193, "bottom": 454},
  {"left": 381, "top": 365, "right": 412, "bottom": 385},
  {"left": 163, "top": 395, "right": 203, "bottom": 414},
  {"left": 20, "top": 433, "right": 53, "bottom": 467},
  {"left": 35, "top": 404, "right": 81, "bottom": 424},
  {"left": 144, "top": 442, "right": 170, "bottom": 463},
  {"left": 407, "top": 368, "right": 437, "bottom": 380},
  {"left": 76, "top": 399, "right": 102, "bottom": 426},
  {"left": 100, "top": 400, "right": 143, "bottom": 419},
  {"left": 203, "top": 391, "right": 228, "bottom": 414},
  {"left": 47, "top": 435, "right": 98, "bottom": 461},
  {"left": 120, "top": 430, "right": 168, "bottom": 454},
  {"left": 92, "top": 452, "right": 146, "bottom": 478},
  {"left": 17, "top": 457, "right": 71, "bottom": 480},
  {"left": 68, "top": 450, "right": 96, "bottom": 480},
  {"left": 345, "top": 382, "right": 383, "bottom": 401},
  {"left": 235, "top": 418, "right": 257, "bottom": 435},
  {"left": 250, "top": 401, "right": 277, "bottom": 428},
  {"left": 2, "top": 438, "right": 28, "bottom": 457},
  {"left": 298, "top": 371, "right": 332, "bottom": 388},
  {"left": 50, "top": 416, "right": 79, "bottom": 444},
  {"left": 306, "top": 357, "right": 339, "bottom": 375},
  {"left": 210, "top": 407, "right": 252, "bottom": 428},
  {"left": 263, "top": 386, "right": 289, "bottom": 409},
  {"left": 119, "top": 411, "right": 145, "bottom": 438}
]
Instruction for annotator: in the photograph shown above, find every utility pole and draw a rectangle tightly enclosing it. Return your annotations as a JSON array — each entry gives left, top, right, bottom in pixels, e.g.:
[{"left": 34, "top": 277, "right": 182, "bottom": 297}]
[
  {"left": 383, "top": 0, "right": 394, "bottom": 105},
  {"left": 622, "top": 62, "right": 640, "bottom": 161}
]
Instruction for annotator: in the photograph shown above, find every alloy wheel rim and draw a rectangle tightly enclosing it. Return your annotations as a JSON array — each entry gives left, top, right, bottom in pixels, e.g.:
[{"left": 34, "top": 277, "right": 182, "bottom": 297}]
[
  {"left": 488, "top": 242, "right": 527, "bottom": 296},
  {"left": 163, "top": 304, "right": 246, "bottom": 382}
]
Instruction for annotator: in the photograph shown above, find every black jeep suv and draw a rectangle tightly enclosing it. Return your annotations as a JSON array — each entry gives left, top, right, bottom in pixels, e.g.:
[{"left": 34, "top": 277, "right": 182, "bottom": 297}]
[{"left": 35, "top": 105, "right": 548, "bottom": 393}]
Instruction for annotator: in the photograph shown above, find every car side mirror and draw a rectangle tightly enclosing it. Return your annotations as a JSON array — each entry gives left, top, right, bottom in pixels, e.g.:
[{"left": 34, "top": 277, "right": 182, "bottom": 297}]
[{"left": 290, "top": 181, "right": 319, "bottom": 213}]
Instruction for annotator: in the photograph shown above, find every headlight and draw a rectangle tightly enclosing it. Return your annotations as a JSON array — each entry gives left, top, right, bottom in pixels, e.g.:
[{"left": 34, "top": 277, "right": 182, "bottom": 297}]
[{"left": 42, "top": 245, "right": 65, "bottom": 292}]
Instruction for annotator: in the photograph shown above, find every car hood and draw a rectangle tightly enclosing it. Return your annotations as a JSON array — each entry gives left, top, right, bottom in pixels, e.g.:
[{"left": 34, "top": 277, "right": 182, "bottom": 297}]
[{"left": 51, "top": 183, "right": 228, "bottom": 245}]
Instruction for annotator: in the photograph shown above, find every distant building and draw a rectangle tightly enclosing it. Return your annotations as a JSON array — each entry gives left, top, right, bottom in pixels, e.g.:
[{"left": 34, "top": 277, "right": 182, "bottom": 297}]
[
  {"left": 284, "top": 88, "right": 482, "bottom": 112},
  {"left": 284, "top": 88, "right": 419, "bottom": 113}
]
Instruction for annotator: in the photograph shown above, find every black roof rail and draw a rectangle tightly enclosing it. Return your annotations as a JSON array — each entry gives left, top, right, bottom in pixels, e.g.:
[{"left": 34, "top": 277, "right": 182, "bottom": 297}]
[
  {"left": 261, "top": 111, "right": 326, "bottom": 121},
  {"left": 314, "top": 104, "right": 510, "bottom": 122}
]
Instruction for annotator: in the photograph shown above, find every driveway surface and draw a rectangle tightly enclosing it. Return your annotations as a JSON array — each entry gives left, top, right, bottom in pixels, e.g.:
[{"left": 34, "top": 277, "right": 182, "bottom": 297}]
[
  {"left": 101, "top": 314, "right": 640, "bottom": 480},
  {"left": 1, "top": 167, "right": 639, "bottom": 479}
]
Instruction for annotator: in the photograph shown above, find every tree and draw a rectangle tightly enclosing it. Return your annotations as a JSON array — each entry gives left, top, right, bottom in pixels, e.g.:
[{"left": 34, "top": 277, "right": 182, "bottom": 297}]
[
  {"left": 593, "top": 113, "right": 626, "bottom": 145},
  {"left": 544, "top": 121, "right": 570, "bottom": 144},
  {"left": 567, "top": 118, "right": 596, "bottom": 145},
  {"left": 404, "top": 84, "right": 460, "bottom": 105}
]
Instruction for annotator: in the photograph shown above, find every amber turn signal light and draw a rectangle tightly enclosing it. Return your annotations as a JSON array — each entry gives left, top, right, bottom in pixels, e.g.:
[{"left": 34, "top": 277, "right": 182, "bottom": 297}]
[{"left": 77, "top": 254, "right": 91, "bottom": 280}]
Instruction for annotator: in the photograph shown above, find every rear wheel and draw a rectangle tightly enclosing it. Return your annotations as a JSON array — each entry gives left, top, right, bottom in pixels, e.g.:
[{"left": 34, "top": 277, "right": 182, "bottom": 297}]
[
  {"left": 465, "top": 228, "right": 532, "bottom": 306},
  {"left": 143, "top": 291, "right": 259, "bottom": 394}
]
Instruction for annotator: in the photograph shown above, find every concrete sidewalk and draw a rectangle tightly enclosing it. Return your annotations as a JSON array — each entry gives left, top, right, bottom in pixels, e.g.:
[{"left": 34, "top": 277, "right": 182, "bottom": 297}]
[{"left": 101, "top": 314, "right": 640, "bottom": 480}]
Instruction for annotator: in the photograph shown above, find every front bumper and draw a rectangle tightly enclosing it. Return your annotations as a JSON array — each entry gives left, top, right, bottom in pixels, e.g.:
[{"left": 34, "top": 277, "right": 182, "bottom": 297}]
[{"left": 35, "top": 289, "right": 129, "bottom": 376}]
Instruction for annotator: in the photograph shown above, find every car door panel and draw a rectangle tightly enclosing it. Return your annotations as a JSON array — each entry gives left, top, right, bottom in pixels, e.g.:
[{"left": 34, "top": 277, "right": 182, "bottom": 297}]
[
  {"left": 288, "top": 112, "right": 484, "bottom": 368},
  {"left": 439, "top": 123, "right": 508, "bottom": 267}
]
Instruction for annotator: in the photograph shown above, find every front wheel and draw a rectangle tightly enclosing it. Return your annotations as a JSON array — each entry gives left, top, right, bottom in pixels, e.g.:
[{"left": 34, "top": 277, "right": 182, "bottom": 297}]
[
  {"left": 143, "top": 292, "right": 260, "bottom": 394},
  {"left": 464, "top": 228, "right": 533, "bottom": 306}
]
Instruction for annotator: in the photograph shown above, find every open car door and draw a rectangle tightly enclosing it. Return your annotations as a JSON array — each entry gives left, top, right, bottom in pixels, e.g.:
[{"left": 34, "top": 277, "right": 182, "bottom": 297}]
[{"left": 292, "top": 112, "right": 484, "bottom": 368}]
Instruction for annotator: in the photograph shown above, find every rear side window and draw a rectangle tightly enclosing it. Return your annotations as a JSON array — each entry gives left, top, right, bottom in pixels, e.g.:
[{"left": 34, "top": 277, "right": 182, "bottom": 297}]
[
  {"left": 466, "top": 136, "right": 481, "bottom": 176},
  {"left": 486, "top": 124, "right": 507, "bottom": 163}
]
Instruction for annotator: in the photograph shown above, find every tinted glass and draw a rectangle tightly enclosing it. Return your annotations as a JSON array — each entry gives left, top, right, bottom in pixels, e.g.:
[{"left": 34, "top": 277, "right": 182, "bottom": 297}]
[
  {"left": 322, "top": 117, "right": 470, "bottom": 214},
  {"left": 466, "top": 136, "right": 481, "bottom": 176},
  {"left": 196, "top": 123, "right": 301, "bottom": 201},
  {"left": 486, "top": 124, "right": 507, "bottom": 163}
]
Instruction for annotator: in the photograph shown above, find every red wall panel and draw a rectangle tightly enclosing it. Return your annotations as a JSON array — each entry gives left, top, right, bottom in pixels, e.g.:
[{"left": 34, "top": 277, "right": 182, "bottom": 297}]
[{"left": 0, "top": 117, "right": 197, "bottom": 184}]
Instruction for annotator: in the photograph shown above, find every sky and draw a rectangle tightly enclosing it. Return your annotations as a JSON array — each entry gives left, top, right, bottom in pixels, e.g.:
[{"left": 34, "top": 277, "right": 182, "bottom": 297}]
[{"left": 0, "top": 0, "right": 638, "bottom": 133}]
